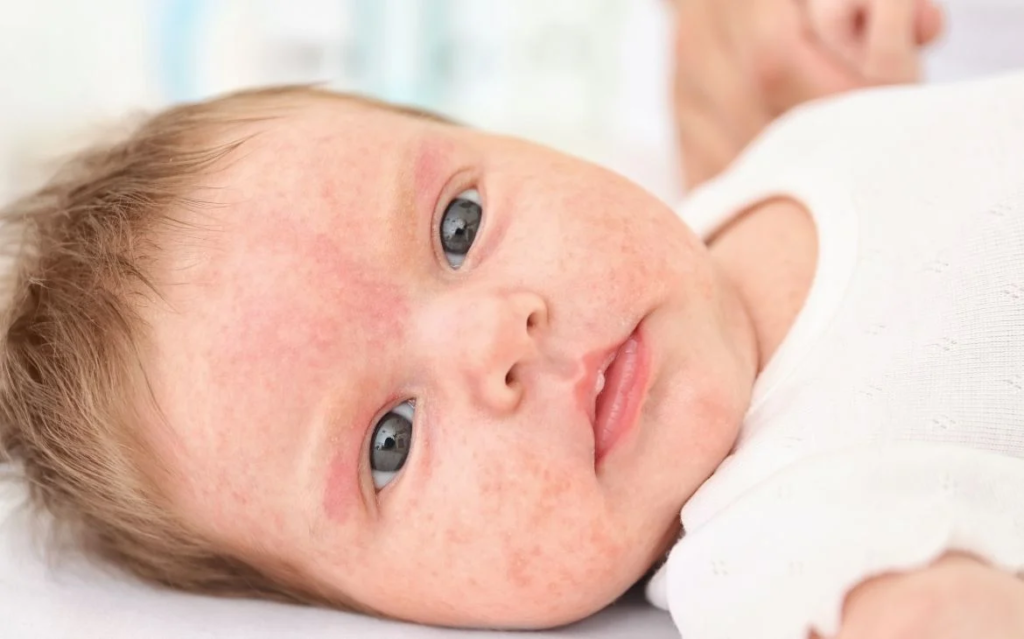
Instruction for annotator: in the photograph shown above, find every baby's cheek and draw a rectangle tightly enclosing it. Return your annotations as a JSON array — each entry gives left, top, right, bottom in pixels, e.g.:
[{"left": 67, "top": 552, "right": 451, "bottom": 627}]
[{"left": 427, "top": 447, "right": 626, "bottom": 620}]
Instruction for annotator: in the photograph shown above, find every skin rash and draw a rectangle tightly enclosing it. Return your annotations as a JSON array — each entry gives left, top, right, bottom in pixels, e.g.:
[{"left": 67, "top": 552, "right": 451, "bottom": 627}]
[{"left": 142, "top": 98, "right": 770, "bottom": 629}]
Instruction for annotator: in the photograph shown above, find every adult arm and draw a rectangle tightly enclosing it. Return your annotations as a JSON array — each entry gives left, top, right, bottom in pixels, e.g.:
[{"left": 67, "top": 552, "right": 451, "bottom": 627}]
[
  {"left": 666, "top": 0, "right": 942, "bottom": 189},
  {"left": 819, "top": 554, "right": 1024, "bottom": 639}
]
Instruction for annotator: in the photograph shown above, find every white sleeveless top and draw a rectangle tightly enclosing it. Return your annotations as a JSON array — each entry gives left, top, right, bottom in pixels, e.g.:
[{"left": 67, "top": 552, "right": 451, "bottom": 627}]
[{"left": 646, "top": 72, "right": 1024, "bottom": 639}]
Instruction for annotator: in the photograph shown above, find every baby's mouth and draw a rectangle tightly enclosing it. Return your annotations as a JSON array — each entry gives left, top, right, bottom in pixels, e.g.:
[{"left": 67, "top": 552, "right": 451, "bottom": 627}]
[
  {"left": 575, "top": 320, "right": 651, "bottom": 464},
  {"left": 591, "top": 324, "right": 649, "bottom": 465}
]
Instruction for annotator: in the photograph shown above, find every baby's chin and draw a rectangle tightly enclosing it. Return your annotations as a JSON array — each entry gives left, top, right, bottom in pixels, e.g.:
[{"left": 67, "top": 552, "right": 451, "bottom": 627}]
[
  {"left": 515, "top": 515, "right": 680, "bottom": 628},
  {"left": 435, "top": 544, "right": 671, "bottom": 630},
  {"left": 450, "top": 586, "right": 632, "bottom": 631}
]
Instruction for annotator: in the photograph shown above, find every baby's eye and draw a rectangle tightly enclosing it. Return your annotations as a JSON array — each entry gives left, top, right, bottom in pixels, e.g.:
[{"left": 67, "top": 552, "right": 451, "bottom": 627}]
[
  {"left": 370, "top": 400, "right": 414, "bottom": 491},
  {"left": 439, "top": 189, "right": 482, "bottom": 269}
]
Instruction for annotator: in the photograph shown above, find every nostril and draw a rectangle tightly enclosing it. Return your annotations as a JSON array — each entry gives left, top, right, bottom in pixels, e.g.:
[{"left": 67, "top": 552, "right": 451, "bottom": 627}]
[
  {"left": 505, "top": 369, "right": 516, "bottom": 386},
  {"left": 526, "top": 311, "right": 541, "bottom": 331},
  {"left": 852, "top": 7, "right": 867, "bottom": 37}
]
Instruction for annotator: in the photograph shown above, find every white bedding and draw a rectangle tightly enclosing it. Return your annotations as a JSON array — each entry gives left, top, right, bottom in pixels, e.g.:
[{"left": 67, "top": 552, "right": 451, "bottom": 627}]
[{"left": 0, "top": 479, "right": 676, "bottom": 639}]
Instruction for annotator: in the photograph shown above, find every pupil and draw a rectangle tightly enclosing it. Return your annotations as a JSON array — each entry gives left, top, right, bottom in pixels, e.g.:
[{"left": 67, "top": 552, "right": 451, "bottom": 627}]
[
  {"left": 441, "top": 198, "right": 481, "bottom": 255},
  {"left": 371, "top": 412, "right": 412, "bottom": 473}
]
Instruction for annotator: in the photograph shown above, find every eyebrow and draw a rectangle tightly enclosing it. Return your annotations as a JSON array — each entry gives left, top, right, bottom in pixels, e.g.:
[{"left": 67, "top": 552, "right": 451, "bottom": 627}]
[{"left": 313, "top": 380, "right": 378, "bottom": 525}]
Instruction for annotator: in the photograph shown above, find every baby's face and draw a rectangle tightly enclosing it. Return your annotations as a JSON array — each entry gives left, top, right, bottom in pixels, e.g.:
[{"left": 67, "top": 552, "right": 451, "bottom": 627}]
[{"left": 145, "top": 98, "right": 754, "bottom": 627}]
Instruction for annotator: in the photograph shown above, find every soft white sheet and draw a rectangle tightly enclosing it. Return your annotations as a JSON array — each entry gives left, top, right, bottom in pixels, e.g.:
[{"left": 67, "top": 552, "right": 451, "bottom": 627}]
[{"left": 0, "top": 479, "right": 676, "bottom": 639}]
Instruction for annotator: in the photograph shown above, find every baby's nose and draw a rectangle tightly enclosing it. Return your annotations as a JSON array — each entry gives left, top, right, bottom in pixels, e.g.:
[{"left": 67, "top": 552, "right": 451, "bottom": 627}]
[{"left": 426, "top": 289, "right": 548, "bottom": 415}]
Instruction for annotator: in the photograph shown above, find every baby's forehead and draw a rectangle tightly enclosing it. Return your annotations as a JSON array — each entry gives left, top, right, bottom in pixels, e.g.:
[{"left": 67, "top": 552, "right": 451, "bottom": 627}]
[
  {"left": 225, "top": 96, "right": 469, "bottom": 211},
  {"left": 172, "top": 98, "right": 438, "bottom": 271},
  {"left": 208, "top": 103, "right": 410, "bottom": 216},
  {"left": 166, "top": 95, "right": 470, "bottom": 274},
  {"left": 249, "top": 100, "right": 414, "bottom": 168},
  {"left": 255, "top": 93, "right": 456, "bottom": 154}
]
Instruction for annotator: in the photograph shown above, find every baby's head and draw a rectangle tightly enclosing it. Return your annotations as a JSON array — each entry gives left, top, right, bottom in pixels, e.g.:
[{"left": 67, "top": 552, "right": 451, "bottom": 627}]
[{"left": 0, "top": 87, "right": 757, "bottom": 628}]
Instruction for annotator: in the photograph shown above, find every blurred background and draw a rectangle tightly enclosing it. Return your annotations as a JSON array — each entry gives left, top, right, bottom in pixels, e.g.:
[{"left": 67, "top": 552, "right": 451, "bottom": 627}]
[{"left": 1, "top": 0, "right": 1024, "bottom": 208}]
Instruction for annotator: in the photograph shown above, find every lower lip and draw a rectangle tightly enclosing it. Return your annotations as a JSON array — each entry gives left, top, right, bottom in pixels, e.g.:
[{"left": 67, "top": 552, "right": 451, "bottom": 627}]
[{"left": 593, "top": 324, "right": 651, "bottom": 466}]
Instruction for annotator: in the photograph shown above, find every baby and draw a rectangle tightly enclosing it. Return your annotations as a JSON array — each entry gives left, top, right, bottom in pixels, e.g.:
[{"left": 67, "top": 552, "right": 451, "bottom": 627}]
[
  {"left": 1, "top": 85, "right": 721, "bottom": 625},
  {"left": 2, "top": 4, "right": 1023, "bottom": 639}
]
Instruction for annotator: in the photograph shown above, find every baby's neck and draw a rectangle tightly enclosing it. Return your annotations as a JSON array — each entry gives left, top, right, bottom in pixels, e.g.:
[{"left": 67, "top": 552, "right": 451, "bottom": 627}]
[{"left": 706, "top": 197, "right": 819, "bottom": 375}]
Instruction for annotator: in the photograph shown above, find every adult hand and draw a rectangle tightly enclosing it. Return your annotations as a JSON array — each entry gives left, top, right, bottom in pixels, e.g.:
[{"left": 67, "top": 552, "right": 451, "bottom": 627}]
[
  {"left": 669, "top": 0, "right": 943, "bottom": 189},
  {"left": 814, "top": 554, "right": 1024, "bottom": 639},
  {"left": 807, "top": 0, "right": 945, "bottom": 84}
]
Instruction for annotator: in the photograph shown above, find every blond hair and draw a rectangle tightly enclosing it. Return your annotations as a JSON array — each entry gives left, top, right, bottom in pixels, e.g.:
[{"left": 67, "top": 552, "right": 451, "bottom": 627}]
[{"left": 0, "top": 85, "right": 445, "bottom": 611}]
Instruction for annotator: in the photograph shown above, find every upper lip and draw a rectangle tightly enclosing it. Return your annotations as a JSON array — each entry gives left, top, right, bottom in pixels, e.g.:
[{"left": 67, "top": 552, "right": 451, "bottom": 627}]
[{"left": 576, "top": 334, "right": 628, "bottom": 425}]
